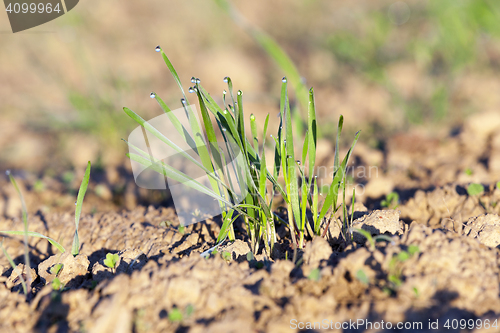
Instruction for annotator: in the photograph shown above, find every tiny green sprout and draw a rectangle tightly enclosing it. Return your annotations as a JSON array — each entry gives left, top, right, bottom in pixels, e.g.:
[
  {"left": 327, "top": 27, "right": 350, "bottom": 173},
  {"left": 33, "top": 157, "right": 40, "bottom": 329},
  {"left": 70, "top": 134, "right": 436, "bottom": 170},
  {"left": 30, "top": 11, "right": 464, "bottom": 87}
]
[
  {"left": 397, "top": 250, "right": 410, "bottom": 262},
  {"left": 178, "top": 225, "right": 185, "bottom": 235},
  {"left": 464, "top": 168, "right": 473, "bottom": 176},
  {"left": 103, "top": 253, "right": 120, "bottom": 271},
  {"left": 246, "top": 251, "right": 254, "bottom": 261},
  {"left": 308, "top": 267, "right": 321, "bottom": 281},
  {"left": 168, "top": 307, "right": 183, "bottom": 322},
  {"left": 33, "top": 179, "right": 45, "bottom": 192},
  {"left": 407, "top": 244, "right": 419, "bottom": 255},
  {"left": 381, "top": 191, "right": 399, "bottom": 209},
  {"left": 467, "top": 183, "right": 484, "bottom": 196},
  {"left": 52, "top": 277, "right": 63, "bottom": 291},
  {"left": 497, "top": 181, "right": 500, "bottom": 190},
  {"left": 50, "top": 263, "right": 63, "bottom": 276},
  {"left": 221, "top": 251, "right": 231, "bottom": 261},
  {"left": 413, "top": 286, "right": 419, "bottom": 297},
  {"left": 356, "top": 269, "right": 369, "bottom": 285}
]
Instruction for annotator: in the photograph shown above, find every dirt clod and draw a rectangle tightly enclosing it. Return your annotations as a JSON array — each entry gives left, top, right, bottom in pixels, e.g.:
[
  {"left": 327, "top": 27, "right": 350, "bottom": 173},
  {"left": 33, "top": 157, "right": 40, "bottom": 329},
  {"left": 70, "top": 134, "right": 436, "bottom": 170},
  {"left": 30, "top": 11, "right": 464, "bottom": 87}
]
[{"left": 38, "top": 252, "right": 90, "bottom": 288}]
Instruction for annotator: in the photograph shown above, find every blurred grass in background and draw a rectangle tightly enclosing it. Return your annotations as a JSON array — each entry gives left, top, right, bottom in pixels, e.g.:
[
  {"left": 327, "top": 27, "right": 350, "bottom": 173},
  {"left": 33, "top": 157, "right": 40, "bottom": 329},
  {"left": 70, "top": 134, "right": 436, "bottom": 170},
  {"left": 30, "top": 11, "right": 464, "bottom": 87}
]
[{"left": 1, "top": 0, "right": 500, "bottom": 173}]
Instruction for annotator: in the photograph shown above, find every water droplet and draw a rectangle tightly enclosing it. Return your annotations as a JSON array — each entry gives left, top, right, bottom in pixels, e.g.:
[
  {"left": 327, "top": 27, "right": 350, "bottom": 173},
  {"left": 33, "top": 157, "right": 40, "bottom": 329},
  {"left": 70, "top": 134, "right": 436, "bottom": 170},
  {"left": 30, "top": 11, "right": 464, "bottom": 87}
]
[
  {"left": 270, "top": 135, "right": 274, "bottom": 138},
  {"left": 74, "top": 201, "right": 77, "bottom": 206},
  {"left": 283, "top": 139, "right": 286, "bottom": 143},
  {"left": 314, "top": 175, "right": 318, "bottom": 178},
  {"left": 250, "top": 114, "right": 255, "bottom": 120},
  {"left": 5, "top": 170, "right": 11, "bottom": 176},
  {"left": 188, "top": 87, "right": 195, "bottom": 93},
  {"left": 277, "top": 112, "right": 281, "bottom": 118},
  {"left": 223, "top": 76, "right": 229, "bottom": 83},
  {"left": 237, "top": 90, "right": 242, "bottom": 96},
  {"left": 296, "top": 160, "right": 301, "bottom": 165},
  {"left": 181, "top": 98, "right": 187, "bottom": 105},
  {"left": 222, "top": 128, "right": 227, "bottom": 132},
  {"left": 155, "top": 45, "right": 161, "bottom": 52},
  {"left": 150, "top": 92, "right": 156, "bottom": 99},
  {"left": 282, "top": 76, "right": 287, "bottom": 83},
  {"left": 287, "top": 155, "right": 292, "bottom": 159},
  {"left": 191, "top": 77, "right": 196, "bottom": 83},
  {"left": 223, "top": 90, "right": 227, "bottom": 95},
  {"left": 196, "top": 78, "right": 201, "bottom": 84},
  {"left": 234, "top": 102, "right": 238, "bottom": 107},
  {"left": 223, "top": 109, "right": 228, "bottom": 114}
]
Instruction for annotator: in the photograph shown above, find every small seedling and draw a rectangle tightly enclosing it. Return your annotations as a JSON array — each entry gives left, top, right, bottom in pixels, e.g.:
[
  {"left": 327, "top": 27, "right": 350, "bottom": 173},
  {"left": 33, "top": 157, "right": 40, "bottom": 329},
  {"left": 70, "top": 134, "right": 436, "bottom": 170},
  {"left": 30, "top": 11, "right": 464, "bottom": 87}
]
[
  {"left": 72, "top": 161, "right": 91, "bottom": 256},
  {"left": 497, "top": 181, "right": 500, "bottom": 190},
  {"left": 103, "top": 253, "right": 120, "bottom": 272},
  {"left": 467, "top": 183, "right": 484, "bottom": 196},
  {"left": 168, "top": 308, "right": 183, "bottom": 322},
  {"left": 221, "top": 251, "right": 231, "bottom": 261},
  {"left": 168, "top": 305, "right": 194, "bottom": 323},
  {"left": 52, "top": 277, "right": 63, "bottom": 291},
  {"left": 464, "top": 168, "right": 473, "bottom": 176},
  {"left": 308, "top": 267, "right": 321, "bottom": 281},
  {"left": 386, "top": 245, "right": 420, "bottom": 293},
  {"left": 381, "top": 191, "right": 399, "bottom": 209},
  {"left": 178, "top": 225, "right": 185, "bottom": 235},
  {"left": 50, "top": 263, "right": 64, "bottom": 276}
]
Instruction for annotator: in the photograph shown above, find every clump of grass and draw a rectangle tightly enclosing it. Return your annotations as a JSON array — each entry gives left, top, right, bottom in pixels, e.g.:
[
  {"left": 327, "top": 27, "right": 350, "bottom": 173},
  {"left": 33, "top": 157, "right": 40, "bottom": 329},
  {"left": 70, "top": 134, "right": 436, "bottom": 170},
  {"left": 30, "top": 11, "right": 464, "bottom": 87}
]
[{"left": 124, "top": 48, "right": 359, "bottom": 255}]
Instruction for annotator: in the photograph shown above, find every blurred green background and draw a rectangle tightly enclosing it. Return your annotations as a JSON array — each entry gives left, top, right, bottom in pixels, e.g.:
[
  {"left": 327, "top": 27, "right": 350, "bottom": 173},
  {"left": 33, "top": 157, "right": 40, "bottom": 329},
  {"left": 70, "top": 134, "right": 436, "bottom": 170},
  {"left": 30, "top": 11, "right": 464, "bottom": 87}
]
[{"left": 1, "top": 0, "right": 500, "bottom": 173}]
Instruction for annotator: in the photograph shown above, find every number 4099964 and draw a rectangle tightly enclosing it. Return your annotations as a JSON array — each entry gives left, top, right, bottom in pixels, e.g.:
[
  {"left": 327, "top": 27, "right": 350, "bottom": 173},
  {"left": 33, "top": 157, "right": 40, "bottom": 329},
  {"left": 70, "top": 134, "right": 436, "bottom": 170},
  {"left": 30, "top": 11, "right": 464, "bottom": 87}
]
[{"left": 6, "top": 2, "right": 61, "bottom": 14}]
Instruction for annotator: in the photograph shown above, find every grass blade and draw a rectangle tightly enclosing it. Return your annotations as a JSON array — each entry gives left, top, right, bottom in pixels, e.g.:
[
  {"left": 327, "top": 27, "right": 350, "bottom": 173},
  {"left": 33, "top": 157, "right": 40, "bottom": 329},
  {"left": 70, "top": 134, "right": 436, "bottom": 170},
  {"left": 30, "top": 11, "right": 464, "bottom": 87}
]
[
  {"left": 0, "top": 231, "right": 65, "bottom": 253},
  {"left": 6, "top": 171, "right": 32, "bottom": 291},
  {"left": 307, "top": 87, "right": 317, "bottom": 182},
  {"left": 72, "top": 161, "right": 91, "bottom": 256}
]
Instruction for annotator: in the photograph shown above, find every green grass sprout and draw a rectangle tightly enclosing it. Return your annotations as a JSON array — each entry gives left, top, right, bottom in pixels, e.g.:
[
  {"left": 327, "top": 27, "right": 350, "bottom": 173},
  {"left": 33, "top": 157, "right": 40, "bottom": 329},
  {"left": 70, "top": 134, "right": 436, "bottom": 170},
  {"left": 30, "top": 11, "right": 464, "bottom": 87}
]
[
  {"left": 124, "top": 48, "right": 359, "bottom": 254},
  {"left": 72, "top": 161, "right": 91, "bottom": 256},
  {"left": 5, "top": 170, "right": 32, "bottom": 293},
  {"left": 467, "top": 183, "right": 484, "bottom": 196},
  {"left": 103, "top": 253, "right": 120, "bottom": 272},
  {"left": 381, "top": 191, "right": 399, "bottom": 209}
]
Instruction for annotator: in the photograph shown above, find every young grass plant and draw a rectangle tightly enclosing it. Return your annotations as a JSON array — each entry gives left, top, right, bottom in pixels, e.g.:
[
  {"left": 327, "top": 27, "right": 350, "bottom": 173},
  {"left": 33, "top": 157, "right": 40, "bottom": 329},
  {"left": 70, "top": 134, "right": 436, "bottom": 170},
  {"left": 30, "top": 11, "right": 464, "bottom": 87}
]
[
  {"left": 1, "top": 163, "right": 91, "bottom": 295},
  {"left": 124, "top": 48, "right": 360, "bottom": 255}
]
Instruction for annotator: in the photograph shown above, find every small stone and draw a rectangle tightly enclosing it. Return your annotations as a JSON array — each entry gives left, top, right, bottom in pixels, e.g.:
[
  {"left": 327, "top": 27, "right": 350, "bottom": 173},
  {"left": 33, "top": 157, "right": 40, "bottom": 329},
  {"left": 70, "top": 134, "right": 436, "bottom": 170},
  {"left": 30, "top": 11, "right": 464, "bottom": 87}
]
[
  {"left": 351, "top": 209, "right": 403, "bottom": 244},
  {"left": 463, "top": 214, "right": 500, "bottom": 248},
  {"left": 6, "top": 263, "right": 37, "bottom": 292}
]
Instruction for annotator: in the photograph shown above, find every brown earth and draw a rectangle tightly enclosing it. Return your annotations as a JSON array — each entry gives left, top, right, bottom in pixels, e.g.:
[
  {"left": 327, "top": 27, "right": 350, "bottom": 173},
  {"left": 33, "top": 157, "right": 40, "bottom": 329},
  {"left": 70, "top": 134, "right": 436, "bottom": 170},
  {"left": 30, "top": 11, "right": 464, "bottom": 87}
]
[{"left": 1, "top": 111, "right": 500, "bottom": 332}]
